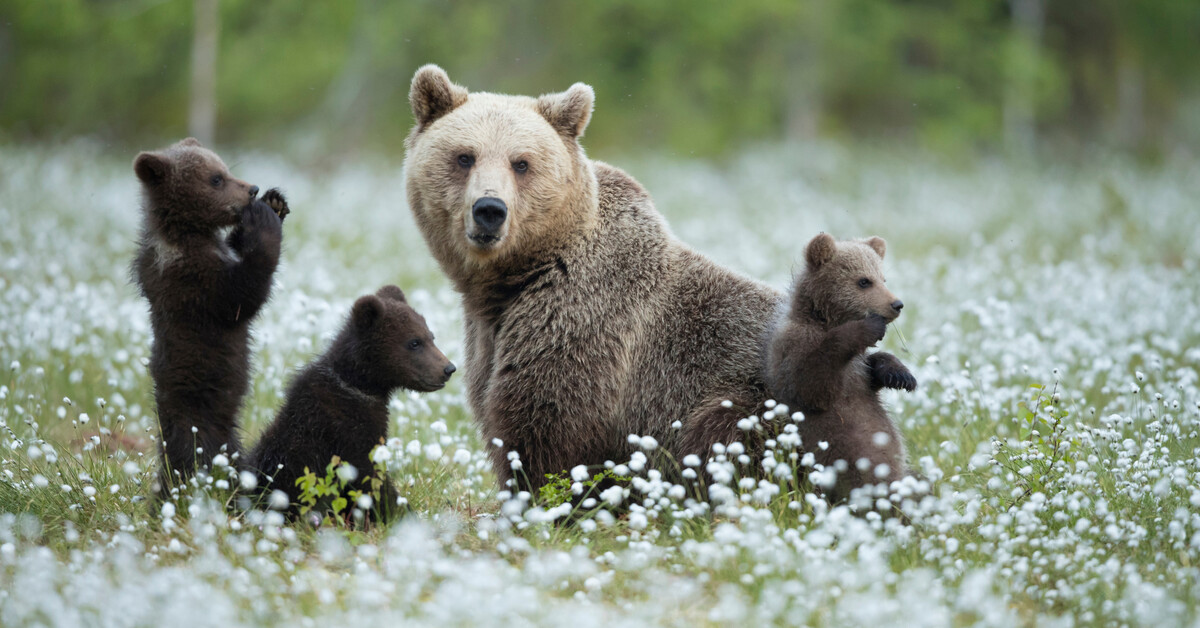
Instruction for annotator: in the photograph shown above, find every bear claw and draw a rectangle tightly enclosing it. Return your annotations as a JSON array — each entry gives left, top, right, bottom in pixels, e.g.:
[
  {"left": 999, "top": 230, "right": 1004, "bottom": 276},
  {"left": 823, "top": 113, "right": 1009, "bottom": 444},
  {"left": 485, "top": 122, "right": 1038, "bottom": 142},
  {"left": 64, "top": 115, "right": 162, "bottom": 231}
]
[
  {"left": 868, "top": 352, "right": 917, "bottom": 392},
  {"left": 262, "top": 188, "right": 290, "bottom": 221}
]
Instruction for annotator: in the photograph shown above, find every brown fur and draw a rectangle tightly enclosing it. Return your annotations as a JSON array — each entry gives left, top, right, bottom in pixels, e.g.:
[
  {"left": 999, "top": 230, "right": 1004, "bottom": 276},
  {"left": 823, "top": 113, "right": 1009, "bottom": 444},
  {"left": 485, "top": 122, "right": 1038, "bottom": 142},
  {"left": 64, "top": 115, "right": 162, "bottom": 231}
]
[
  {"left": 130, "top": 138, "right": 284, "bottom": 499},
  {"left": 765, "top": 233, "right": 916, "bottom": 502},
  {"left": 248, "top": 285, "right": 455, "bottom": 522},
  {"left": 404, "top": 65, "right": 782, "bottom": 491}
]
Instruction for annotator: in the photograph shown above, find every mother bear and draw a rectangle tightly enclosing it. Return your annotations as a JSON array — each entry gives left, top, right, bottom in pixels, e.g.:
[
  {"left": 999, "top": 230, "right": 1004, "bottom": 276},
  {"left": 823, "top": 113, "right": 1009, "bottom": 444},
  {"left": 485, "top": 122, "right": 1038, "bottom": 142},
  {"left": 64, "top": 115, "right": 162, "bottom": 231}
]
[{"left": 404, "top": 65, "right": 783, "bottom": 491}]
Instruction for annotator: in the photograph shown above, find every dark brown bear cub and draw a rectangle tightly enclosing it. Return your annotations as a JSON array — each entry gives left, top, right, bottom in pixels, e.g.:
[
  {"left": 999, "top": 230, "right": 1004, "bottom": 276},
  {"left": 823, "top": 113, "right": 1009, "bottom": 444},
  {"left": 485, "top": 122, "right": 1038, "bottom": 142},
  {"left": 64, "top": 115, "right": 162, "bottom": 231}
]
[
  {"left": 766, "top": 233, "right": 916, "bottom": 504},
  {"left": 248, "top": 285, "right": 456, "bottom": 522},
  {"left": 131, "top": 137, "right": 288, "bottom": 499}
]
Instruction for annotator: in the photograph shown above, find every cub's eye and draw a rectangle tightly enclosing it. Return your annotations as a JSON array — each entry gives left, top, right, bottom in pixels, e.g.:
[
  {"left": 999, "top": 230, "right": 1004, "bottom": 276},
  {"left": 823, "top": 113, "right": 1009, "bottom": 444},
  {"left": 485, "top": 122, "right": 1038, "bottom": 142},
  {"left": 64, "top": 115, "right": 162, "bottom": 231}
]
[
  {"left": 857, "top": 278, "right": 873, "bottom": 289},
  {"left": 407, "top": 339, "right": 422, "bottom": 351},
  {"left": 210, "top": 174, "right": 224, "bottom": 188},
  {"left": 456, "top": 154, "right": 475, "bottom": 168},
  {"left": 512, "top": 160, "right": 529, "bottom": 174}
]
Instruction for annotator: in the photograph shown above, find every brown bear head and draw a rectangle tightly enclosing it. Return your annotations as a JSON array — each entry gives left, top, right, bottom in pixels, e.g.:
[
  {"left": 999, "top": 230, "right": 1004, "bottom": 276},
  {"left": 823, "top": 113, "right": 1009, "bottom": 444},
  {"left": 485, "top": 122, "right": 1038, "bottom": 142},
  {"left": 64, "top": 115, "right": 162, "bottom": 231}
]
[
  {"left": 347, "top": 285, "right": 456, "bottom": 394},
  {"left": 134, "top": 138, "right": 259, "bottom": 238},
  {"left": 403, "top": 65, "right": 599, "bottom": 278},
  {"left": 801, "top": 233, "right": 903, "bottom": 327}
]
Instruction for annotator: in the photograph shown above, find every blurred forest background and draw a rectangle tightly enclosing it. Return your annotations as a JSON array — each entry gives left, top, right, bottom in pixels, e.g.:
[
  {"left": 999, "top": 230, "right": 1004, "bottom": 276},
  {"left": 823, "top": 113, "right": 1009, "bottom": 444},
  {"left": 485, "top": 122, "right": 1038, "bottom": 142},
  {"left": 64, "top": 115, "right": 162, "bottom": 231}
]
[{"left": 1, "top": 0, "right": 1198, "bottom": 161}]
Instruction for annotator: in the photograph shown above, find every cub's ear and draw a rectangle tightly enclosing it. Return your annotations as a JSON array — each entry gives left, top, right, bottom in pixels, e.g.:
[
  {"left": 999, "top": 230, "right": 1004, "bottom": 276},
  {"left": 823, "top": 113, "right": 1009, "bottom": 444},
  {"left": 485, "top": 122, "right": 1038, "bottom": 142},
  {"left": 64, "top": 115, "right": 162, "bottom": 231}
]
[
  {"left": 351, "top": 295, "right": 384, "bottom": 332},
  {"left": 536, "top": 82, "right": 594, "bottom": 140},
  {"left": 409, "top": 64, "right": 469, "bottom": 132},
  {"left": 805, "top": 233, "right": 837, "bottom": 270},
  {"left": 133, "top": 151, "right": 171, "bottom": 186},
  {"left": 865, "top": 236, "right": 887, "bottom": 259},
  {"left": 179, "top": 137, "right": 203, "bottom": 148},
  {"left": 376, "top": 285, "right": 407, "bottom": 303}
]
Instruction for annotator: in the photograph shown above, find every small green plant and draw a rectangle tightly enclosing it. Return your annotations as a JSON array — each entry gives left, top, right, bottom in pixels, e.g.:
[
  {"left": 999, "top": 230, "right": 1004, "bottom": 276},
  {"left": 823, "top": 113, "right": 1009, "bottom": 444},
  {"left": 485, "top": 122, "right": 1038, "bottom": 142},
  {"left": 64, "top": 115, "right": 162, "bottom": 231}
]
[
  {"left": 992, "top": 381, "right": 1079, "bottom": 507},
  {"left": 295, "top": 455, "right": 388, "bottom": 527},
  {"left": 538, "top": 468, "right": 623, "bottom": 509}
]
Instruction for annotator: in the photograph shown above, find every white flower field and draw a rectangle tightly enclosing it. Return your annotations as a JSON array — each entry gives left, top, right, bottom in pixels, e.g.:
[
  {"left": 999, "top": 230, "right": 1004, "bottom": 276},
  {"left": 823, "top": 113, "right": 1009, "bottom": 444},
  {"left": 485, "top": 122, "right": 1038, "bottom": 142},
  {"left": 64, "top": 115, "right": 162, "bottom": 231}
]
[{"left": 1, "top": 142, "right": 1198, "bottom": 626}]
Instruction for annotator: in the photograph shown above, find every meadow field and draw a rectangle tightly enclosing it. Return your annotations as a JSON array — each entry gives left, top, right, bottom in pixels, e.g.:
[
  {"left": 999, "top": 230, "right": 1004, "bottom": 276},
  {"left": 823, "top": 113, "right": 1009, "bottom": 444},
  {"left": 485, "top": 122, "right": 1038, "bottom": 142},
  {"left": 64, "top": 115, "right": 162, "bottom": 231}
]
[{"left": 1, "top": 142, "right": 1198, "bottom": 626}]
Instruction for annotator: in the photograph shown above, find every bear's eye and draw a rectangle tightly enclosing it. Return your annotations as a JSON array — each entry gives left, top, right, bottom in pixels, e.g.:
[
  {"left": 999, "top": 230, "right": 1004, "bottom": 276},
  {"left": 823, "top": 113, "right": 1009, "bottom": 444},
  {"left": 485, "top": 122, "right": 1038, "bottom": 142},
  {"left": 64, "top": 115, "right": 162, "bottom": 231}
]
[
  {"left": 857, "top": 278, "right": 873, "bottom": 289},
  {"left": 210, "top": 174, "right": 224, "bottom": 188},
  {"left": 407, "top": 339, "right": 422, "bottom": 351},
  {"left": 456, "top": 154, "right": 475, "bottom": 168},
  {"left": 512, "top": 160, "right": 529, "bottom": 174}
]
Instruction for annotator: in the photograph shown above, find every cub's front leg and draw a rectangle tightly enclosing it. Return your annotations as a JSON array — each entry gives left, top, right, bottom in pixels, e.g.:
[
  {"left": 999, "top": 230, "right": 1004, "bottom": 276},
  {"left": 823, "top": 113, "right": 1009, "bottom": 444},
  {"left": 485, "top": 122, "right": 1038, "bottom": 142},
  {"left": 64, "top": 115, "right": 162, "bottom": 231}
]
[{"left": 217, "top": 196, "right": 284, "bottom": 322}]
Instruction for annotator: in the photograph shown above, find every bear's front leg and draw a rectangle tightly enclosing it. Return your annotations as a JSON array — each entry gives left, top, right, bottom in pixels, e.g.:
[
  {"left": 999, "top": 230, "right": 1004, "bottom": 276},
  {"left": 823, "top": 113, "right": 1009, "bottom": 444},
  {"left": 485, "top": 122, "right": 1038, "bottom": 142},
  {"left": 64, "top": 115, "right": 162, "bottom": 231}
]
[
  {"left": 218, "top": 198, "right": 283, "bottom": 322},
  {"left": 786, "top": 314, "right": 887, "bottom": 413},
  {"left": 867, "top": 351, "right": 917, "bottom": 392}
]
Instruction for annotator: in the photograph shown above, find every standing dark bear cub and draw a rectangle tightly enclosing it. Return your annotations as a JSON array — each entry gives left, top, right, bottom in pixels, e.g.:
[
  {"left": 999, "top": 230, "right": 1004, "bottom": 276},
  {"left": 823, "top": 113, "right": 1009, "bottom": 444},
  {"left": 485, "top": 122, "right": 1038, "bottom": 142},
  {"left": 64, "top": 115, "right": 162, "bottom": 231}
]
[
  {"left": 248, "top": 285, "right": 456, "bottom": 522},
  {"left": 766, "top": 233, "right": 916, "bottom": 503},
  {"left": 132, "top": 137, "right": 288, "bottom": 499}
]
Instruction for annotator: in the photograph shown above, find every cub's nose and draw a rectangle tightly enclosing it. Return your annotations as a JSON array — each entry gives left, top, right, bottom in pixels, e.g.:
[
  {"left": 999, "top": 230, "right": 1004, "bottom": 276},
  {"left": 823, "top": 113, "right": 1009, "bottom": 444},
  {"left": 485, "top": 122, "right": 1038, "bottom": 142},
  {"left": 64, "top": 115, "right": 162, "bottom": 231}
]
[
  {"left": 891, "top": 300, "right": 904, "bottom": 313},
  {"left": 472, "top": 197, "right": 508, "bottom": 233},
  {"left": 248, "top": 185, "right": 260, "bottom": 199},
  {"left": 443, "top": 363, "right": 457, "bottom": 378}
]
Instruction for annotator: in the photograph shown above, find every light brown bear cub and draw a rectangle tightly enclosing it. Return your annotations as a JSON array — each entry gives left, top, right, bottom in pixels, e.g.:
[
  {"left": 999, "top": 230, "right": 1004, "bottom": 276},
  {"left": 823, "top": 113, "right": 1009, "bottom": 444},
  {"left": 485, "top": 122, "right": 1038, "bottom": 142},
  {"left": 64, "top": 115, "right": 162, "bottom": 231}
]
[{"left": 766, "top": 233, "right": 916, "bottom": 503}]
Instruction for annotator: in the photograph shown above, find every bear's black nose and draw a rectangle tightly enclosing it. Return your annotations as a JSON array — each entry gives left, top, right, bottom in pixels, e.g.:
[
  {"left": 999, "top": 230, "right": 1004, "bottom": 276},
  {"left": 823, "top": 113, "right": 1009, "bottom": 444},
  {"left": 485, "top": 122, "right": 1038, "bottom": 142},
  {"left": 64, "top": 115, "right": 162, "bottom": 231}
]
[
  {"left": 248, "top": 185, "right": 260, "bottom": 199},
  {"left": 891, "top": 300, "right": 904, "bottom": 312},
  {"left": 444, "top": 363, "right": 457, "bottom": 378},
  {"left": 472, "top": 197, "right": 507, "bottom": 233}
]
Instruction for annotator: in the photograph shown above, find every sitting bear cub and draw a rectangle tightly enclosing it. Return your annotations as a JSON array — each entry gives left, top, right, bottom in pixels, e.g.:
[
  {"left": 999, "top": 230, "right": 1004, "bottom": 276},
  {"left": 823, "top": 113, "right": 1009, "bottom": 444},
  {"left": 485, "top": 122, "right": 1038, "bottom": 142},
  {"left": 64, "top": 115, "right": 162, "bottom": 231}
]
[
  {"left": 131, "top": 137, "right": 288, "bottom": 499},
  {"left": 766, "top": 233, "right": 916, "bottom": 503},
  {"left": 248, "top": 285, "right": 456, "bottom": 522}
]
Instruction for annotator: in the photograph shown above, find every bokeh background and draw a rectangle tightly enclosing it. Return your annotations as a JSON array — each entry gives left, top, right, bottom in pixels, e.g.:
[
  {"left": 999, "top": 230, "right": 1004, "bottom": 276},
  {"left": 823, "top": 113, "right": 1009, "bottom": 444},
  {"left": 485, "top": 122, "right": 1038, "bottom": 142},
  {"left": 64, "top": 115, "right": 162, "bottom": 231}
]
[{"left": 3, "top": 0, "right": 1199, "bottom": 161}]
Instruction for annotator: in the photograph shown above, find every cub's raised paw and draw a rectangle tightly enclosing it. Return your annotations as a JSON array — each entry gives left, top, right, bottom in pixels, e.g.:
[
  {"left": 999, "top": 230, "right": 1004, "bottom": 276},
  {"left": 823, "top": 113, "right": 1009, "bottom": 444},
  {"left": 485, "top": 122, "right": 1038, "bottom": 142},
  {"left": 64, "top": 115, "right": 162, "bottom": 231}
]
[
  {"left": 868, "top": 352, "right": 917, "bottom": 392},
  {"left": 863, "top": 312, "right": 888, "bottom": 346},
  {"left": 881, "top": 367, "right": 917, "bottom": 392},
  {"left": 262, "top": 188, "right": 290, "bottom": 221}
]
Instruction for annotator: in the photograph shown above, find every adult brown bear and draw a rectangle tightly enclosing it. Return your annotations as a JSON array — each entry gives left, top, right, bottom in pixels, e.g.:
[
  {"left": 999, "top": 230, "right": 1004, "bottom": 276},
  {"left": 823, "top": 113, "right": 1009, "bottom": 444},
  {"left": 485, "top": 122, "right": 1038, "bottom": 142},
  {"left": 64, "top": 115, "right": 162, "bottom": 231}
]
[{"left": 403, "top": 65, "right": 782, "bottom": 491}]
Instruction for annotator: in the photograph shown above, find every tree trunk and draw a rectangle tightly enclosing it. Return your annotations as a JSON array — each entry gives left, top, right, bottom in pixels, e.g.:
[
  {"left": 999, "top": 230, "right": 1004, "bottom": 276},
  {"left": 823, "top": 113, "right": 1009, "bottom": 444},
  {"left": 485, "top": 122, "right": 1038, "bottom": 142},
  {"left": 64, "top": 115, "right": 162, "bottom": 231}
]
[
  {"left": 1115, "top": 52, "right": 1145, "bottom": 150},
  {"left": 189, "top": 0, "right": 218, "bottom": 146},
  {"left": 1004, "top": 0, "right": 1044, "bottom": 155}
]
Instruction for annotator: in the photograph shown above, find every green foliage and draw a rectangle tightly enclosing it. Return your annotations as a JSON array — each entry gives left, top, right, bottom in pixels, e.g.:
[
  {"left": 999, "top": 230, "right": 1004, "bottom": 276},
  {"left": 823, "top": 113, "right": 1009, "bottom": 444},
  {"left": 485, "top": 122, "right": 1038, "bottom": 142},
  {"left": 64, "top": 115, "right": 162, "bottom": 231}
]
[
  {"left": 1, "top": 0, "right": 1197, "bottom": 155},
  {"left": 295, "top": 454, "right": 386, "bottom": 527},
  {"left": 537, "top": 468, "right": 622, "bottom": 509}
]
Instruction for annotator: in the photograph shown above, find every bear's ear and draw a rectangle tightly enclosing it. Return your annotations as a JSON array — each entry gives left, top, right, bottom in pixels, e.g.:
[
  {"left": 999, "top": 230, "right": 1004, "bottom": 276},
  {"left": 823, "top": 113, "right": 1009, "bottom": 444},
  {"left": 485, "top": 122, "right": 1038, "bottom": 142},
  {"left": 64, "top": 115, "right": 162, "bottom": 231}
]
[
  {"left": 133, "top": 151, "right": 171, "bottom": 186},
  {"left": 865, "top": 237, "right": 887, "bottom": 259},
  {"left": 178, "top": 137, "right": 203, "bottom": 148},
  {"left": 805, "top": 233, "right": 837, "bottom": 271},
  {"left": 351, "top": 295, "right": 385, "bottom": 332},
  {"left": 376, "top": 285, "right": 407, "bottom": 303},
  {"left": 536, "top": 82, "right": 594, "bottom": 140},
  {"left": 409, "top": 64, "right": 469, "bottom": 131}
]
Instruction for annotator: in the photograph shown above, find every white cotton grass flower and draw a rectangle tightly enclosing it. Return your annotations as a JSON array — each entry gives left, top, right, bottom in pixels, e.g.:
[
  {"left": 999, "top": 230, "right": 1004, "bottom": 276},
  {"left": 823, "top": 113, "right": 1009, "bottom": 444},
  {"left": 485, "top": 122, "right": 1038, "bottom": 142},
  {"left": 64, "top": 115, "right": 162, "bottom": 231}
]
[
  {"left": 599, "top": 485, "right": 624, "bottom": 508},
  {"left": 570, "top": 465, "right": 590, "bottom": 482},
  {"left": 268, "top": 490, "right": 290, "bottom": 511},
  {"left": 239, "top": 471, "right": 258, "bottom": 491},
  {"left": 335, "top": 463, "right": 358, "bottom": 483}
]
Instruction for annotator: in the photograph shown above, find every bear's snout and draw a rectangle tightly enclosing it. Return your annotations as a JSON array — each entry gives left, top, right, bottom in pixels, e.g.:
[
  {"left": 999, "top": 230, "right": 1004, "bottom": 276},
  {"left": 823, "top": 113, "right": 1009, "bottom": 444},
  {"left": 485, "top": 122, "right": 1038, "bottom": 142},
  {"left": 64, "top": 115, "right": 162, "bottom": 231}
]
[
  {"left": 443, "top": 363, "right": 456, "bottom": 379},
  {"left": 471, "top": 197, "right": 508, "bottom": 236},
  {"left": 891, "top": 300, "right": 903, "bottom": 314},
  {"left": 248, "top": 185, "right": 259, "bottom": 199}
]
